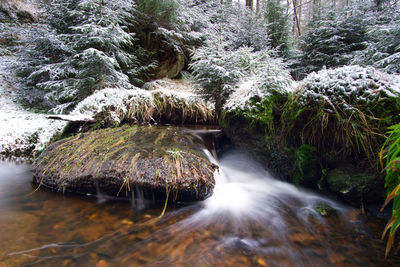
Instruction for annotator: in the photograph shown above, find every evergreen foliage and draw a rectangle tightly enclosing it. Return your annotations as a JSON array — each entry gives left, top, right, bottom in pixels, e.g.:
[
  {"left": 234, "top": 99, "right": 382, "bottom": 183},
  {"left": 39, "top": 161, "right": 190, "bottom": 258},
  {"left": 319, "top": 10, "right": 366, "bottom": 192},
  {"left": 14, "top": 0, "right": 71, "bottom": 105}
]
[
  {"left": 262, "top": 0, "right": 292, "bottom": 57},
  {"left": 134, "top": 0, "right": 208, "bottom": 71},
  {"left": 352, "top": 7, "right": 400, "bottom": 74},
  {"left": 17, "top": 0, "right": 145, "bottom": 113},
  {"left": 292, "top": 0, "right": 400, "bottom": 79},
  {"left": 291, "top": 5, "right": 369, "bottom": 79},
  {"left": 224, "top": 48, "right": 293, "bottom": 114},
  {"left": 190, "top": 39, "right": 244, "bottom": 115},
  {"left": 203, "top": 1, "right": 270, "bottom": 52}
]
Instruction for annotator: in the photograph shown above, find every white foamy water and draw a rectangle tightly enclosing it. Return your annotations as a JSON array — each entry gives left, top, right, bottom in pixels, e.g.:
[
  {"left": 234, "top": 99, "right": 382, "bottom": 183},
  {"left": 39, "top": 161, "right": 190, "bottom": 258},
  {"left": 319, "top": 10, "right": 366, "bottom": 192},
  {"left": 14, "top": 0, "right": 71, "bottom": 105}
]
[{"left": 201, "top": 149, "right": 346, "bottom": 221}]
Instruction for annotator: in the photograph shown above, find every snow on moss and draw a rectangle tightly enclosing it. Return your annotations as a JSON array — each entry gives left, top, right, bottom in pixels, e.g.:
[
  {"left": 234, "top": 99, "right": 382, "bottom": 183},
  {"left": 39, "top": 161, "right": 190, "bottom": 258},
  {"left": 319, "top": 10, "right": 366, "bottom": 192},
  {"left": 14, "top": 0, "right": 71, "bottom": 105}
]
[
  {"left": 287, "top": 65, "right": 400, "bottom": 161},
  {"left": 72, "top": 79, "right": 214, "bottom": 124},
  {"left": 296, "top": 65, "right": 400, "bottom": 112}
]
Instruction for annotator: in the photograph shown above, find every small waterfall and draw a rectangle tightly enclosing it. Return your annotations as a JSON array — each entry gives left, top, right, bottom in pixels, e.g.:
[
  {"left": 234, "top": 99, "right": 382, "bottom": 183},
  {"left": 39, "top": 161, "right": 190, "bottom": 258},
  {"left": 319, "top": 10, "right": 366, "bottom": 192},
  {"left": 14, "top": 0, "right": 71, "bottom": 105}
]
[{"left": 203, "top": 147, "right": 346, "bottom": 217}]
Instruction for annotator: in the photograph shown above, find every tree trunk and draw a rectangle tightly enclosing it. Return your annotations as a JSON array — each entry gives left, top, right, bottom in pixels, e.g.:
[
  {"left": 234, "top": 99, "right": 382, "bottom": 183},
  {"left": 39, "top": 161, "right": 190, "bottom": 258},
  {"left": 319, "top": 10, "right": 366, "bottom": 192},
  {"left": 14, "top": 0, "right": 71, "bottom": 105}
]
[
  {"left": 292, "top": 0, "right": 301, "bottom": 36},
  {"left": 298, "top": 0, "right": 302, "bottom": 34},
  {"left": 246, "top": 0, "right": 254, "bottom": 10}
]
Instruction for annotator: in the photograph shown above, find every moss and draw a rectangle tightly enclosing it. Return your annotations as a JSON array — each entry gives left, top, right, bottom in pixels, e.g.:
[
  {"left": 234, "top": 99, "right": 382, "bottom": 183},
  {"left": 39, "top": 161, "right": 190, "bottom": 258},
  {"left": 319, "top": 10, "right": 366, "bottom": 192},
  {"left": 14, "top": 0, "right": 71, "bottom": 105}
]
[
  {"left": 33, "top": 125, "right": 217, "bottom": 201},
  {"left": 327, "top": 166, "right": 373, "bottom": 194},
  {"left": 293, "top": 144, "right": 320, "bottom": 187},
  {"left": 313, "top": 202, "right": 337, "bottom": 217},
  {"left": 326, "top": 164, "right": 384, "bottom": 205}
]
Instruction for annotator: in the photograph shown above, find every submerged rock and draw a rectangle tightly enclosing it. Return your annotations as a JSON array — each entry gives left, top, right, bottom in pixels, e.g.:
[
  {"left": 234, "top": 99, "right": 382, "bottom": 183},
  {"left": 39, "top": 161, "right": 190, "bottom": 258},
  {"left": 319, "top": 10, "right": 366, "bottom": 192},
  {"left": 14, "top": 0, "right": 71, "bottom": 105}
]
[
  {"left": 313, "top": 202, "right": 338, "bottom": 217},
  {"left": 32, "top": 125, "right": 217, "bottom": 201}
]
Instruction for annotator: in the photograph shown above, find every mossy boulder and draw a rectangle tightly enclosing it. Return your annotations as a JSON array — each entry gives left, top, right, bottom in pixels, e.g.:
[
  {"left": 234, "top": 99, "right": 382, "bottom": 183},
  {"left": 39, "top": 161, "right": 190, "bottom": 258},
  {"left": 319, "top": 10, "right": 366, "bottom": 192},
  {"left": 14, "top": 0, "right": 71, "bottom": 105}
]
[
  {"left": 32, "top": 125, "right": 217, "bottom": 201},
  {"left": 0, "top": 1, "right": 38, "bottom": 23},
  {"left": 326, "top": 164, "right": 384, "bottom": 205}
]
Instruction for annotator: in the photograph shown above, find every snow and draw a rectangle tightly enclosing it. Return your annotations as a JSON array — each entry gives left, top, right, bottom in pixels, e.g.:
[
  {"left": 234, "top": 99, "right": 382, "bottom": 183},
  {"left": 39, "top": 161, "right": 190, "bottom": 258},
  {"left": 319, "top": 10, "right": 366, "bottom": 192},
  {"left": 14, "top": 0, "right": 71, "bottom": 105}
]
[
  {"left": 296, "top": 65, "right": 400, "bottom": 110},
  {"left": 71, "top": 79, "right": 212, "bottom": 124},
  {"left": 0, "top": 56, "right": 66, "bottom": 155},
  {"left": 222, "top": 49, "right": 294, "bottom": 113},
  {"left": 224, "top": 76, "right": 261, "bottom": 111},
  {"left": 71, "top": 87, "right": 152, "bottom": 124}
]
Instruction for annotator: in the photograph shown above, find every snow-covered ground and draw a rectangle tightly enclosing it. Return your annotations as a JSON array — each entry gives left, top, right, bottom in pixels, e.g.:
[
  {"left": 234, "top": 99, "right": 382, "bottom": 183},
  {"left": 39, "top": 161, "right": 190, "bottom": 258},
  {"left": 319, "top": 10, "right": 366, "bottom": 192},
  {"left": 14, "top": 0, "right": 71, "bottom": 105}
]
[{"left": 0, "top": 55, "right": 66, "bottom": 156}]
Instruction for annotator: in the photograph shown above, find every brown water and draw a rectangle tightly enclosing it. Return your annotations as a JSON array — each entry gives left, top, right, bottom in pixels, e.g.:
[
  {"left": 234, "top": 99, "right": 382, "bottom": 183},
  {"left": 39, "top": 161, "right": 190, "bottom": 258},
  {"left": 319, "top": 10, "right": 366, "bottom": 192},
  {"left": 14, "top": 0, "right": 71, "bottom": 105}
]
[{"left": 0, "top": 152, "right": 399, "bottom": 267}]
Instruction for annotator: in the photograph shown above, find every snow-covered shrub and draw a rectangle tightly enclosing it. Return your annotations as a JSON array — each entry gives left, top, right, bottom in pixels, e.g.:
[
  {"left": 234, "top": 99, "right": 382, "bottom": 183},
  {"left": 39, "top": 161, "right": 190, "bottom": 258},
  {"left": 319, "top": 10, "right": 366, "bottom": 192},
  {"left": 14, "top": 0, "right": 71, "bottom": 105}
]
[
  {"left": 222, "top": 48, "right": 293, "bottom": 133},
  {"left": 190, "top": 40, "right": 245, "bottom": 114},
  {"left": 224, "top": 50, "right": 293, "bottom": 112},
  {"left": 17, "top": 0, "right": 147, "bottom": 113},
  {"left": 287, "top": 65, "right": 400, "bottom": 161},
  {"left": 352, "top": 7, "right": 400, "bottom": 74},
  {"left": 72, "top": 80, "right": 214, "bottom": 126}
]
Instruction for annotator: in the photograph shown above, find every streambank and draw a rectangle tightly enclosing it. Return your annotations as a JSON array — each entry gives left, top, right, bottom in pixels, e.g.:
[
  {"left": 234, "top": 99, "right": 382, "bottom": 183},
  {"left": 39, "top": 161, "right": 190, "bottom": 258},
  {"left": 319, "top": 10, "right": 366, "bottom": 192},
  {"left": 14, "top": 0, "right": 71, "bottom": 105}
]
[{"left": 221, "top": 66, "right": 400, "bottom": 211}]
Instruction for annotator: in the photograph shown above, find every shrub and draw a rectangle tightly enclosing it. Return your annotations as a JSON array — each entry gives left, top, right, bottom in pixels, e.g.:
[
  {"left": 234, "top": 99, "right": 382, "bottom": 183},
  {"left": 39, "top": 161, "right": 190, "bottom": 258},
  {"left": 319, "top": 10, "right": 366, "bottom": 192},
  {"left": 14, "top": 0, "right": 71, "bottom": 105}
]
[
  {"left": 190, "top": 40, "right": 244, "bottom": 115},
  {"left": 222, "top": 48, "right": 293, "bottom": 131}
]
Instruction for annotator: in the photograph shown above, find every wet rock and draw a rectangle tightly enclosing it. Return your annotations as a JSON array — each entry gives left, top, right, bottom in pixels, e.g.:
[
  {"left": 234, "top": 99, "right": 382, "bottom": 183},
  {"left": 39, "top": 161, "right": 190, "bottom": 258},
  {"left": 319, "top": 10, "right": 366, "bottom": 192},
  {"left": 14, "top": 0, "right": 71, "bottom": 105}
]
[
  {"left": 32, "top": 125, "right": 217, "bottom": 201},
  {"left": 153, "top": 52, "right": 185, "bottom": 79},
  {"left": 313, "top": 202, "right": 337, "bottom": 217},
  {"left": 0, "top": 1, "right": 38, "bottom": 23},
  {"left": 326, "top": 164, "right": 384, "bottom": 206}
]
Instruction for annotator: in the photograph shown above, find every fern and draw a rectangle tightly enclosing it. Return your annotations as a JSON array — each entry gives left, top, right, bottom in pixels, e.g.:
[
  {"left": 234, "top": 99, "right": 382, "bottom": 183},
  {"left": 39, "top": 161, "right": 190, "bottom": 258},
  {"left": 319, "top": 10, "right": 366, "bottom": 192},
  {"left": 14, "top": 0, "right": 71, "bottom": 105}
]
[{"left": 381, "top": 122, "right": 400, "bottom": 257}]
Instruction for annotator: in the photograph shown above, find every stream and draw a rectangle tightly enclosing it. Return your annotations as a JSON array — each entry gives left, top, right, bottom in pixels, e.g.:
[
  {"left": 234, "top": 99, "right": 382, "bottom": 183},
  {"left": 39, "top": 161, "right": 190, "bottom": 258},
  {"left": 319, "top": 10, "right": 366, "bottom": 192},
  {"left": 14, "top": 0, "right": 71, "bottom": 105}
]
[{"left": 0, "top": 144, "right": 399, "bottom": 266}]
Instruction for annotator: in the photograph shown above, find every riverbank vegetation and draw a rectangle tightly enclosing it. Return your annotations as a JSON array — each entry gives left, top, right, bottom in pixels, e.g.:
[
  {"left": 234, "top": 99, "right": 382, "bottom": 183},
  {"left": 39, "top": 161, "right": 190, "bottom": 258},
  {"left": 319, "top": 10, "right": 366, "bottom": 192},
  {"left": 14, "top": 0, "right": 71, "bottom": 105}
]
[{"left": 0, "top": 0, "right": 400, "bottom": 256}]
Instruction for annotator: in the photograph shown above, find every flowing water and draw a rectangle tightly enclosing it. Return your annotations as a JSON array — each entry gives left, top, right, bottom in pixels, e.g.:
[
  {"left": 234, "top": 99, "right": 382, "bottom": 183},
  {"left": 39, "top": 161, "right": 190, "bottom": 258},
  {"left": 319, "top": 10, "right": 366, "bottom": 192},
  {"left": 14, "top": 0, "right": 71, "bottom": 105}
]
[{"left": 0, "top": 147, "right": 399, "bottom": 266}]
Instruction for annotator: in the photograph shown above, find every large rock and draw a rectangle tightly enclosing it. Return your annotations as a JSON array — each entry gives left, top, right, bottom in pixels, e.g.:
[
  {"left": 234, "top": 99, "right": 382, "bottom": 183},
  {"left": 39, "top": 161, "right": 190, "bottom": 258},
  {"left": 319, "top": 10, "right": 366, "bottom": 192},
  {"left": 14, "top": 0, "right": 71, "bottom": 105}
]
[
  {"left": 153, "top": 52, "right": 185, "bottom": 79},
  {"left": 326, "top": 164, "right": 384, "bottom": 206},
  {"left": 0, "top": 1, "right": 38, "bottom": 23},
  {"left": 32, "top": 125, "right": 217, "bottom": 201}
]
